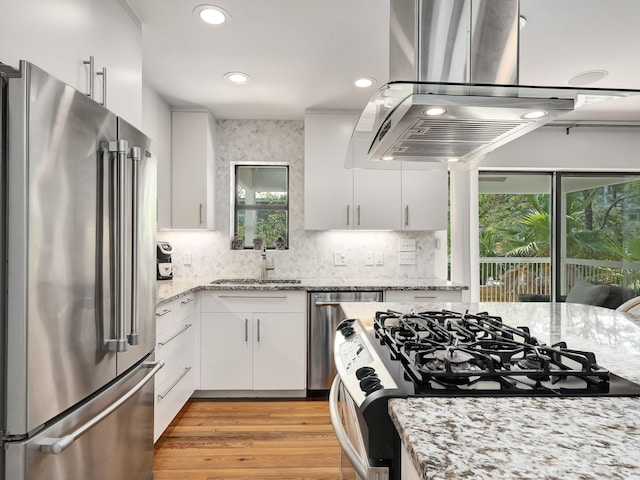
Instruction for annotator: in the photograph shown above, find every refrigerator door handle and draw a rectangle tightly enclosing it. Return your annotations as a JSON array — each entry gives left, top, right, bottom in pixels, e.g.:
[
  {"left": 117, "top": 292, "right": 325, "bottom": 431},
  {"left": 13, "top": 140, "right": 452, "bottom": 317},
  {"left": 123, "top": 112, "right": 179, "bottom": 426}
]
[
  {"left": 106, "top": 140, "right": 129, "bottom": 352},
  {"left": 39, "top": 360, "right": 164, "bottom": 455},
  {"left": 127, "top": 147, "right": 142, "bottom": 346}
]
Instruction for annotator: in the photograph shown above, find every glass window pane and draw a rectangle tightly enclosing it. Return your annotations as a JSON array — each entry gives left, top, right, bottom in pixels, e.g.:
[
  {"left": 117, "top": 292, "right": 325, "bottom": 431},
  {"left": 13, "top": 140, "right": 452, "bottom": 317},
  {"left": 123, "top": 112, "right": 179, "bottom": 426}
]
[
  {"left": 478, "top": 173, "right": 552, "bottom": 302},
  {"left": 233, "top": 164, "right": 289, "bottom": 250},
  {"left": 560, "top": 174, "right": 640, "bottom": 300},
  {"left": 236, "top": 166, "right": 288, "bottom": 206}
]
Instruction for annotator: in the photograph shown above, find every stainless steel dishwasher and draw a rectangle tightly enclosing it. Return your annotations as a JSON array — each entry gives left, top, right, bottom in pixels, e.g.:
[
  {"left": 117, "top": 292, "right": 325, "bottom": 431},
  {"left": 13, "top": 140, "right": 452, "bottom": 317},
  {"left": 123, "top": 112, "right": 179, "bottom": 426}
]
[{"left": 307, "top": 291, "right": 382, "bottom": 393}]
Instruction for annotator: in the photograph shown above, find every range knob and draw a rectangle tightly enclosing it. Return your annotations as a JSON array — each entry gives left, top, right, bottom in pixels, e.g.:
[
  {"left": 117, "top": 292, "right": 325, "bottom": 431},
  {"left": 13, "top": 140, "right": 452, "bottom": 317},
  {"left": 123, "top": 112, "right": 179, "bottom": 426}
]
[
  {"left": 359, "top": 376, "right": 383, "bottom": 395},
  {"left": 355, "top": 366, "right": 376, "bottom": 380}
]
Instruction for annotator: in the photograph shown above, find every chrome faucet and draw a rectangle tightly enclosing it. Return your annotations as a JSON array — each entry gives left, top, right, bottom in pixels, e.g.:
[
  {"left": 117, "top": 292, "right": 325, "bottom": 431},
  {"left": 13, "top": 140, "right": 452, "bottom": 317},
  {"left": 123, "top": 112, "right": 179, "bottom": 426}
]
[{"left": 260, "top": 245, "right": 275, "bottom": 281}]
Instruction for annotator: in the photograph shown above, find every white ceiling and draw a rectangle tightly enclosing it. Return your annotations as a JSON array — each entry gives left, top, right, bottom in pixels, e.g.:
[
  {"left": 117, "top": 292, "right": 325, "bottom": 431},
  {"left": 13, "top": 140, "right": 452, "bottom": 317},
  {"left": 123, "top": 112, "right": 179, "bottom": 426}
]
[{"left": 127, "top": 0, "right": 640, "bottom": 121}]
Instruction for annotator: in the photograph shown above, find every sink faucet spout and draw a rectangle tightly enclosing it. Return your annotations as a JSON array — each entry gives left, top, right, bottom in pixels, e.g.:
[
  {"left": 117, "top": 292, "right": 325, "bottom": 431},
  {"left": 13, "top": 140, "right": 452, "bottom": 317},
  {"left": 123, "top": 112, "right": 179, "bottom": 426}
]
[{"left": 260, "top": 245, "right": 275, "bottom": 281}]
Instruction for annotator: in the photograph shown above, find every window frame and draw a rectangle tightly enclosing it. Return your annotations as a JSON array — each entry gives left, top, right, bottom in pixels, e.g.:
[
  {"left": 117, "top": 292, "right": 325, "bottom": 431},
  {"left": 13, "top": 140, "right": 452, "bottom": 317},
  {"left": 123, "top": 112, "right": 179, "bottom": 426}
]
[{"left": 230, "top": 162, "right": 290, "bottom": 250}]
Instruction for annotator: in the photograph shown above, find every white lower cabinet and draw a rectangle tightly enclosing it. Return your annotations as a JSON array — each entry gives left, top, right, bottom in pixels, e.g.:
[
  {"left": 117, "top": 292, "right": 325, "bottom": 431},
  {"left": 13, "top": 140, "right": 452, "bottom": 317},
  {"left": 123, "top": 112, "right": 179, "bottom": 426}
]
[
  {"left": 154, "top": 293, "right": 198, "bottom": 442},
  {"left": 400, "top": 439, "right": 421, "bottom": 480},
  {"left": 200, "top": 291, "right": 306, "bottom": 392},
  {"left": 385, "top": 290, "right": 462, "bottom": 303}
]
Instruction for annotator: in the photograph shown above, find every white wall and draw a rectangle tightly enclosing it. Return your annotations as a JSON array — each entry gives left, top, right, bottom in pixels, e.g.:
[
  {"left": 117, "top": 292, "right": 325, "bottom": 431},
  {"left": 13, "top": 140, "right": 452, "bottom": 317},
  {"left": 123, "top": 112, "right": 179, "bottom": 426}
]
[
  {"left": 142, "top": 85, "right": 172, "bottom": 228},
  {"left": 482, "top": 125, "right": 640, "bottom": 171}
]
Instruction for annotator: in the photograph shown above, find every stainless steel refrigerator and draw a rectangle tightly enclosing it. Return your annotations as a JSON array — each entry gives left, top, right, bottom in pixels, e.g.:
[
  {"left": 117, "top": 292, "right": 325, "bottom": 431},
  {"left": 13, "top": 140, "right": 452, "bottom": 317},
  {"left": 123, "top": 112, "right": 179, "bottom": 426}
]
[{"left": 0, "top": 61, "right": 162, "bottom": 480}]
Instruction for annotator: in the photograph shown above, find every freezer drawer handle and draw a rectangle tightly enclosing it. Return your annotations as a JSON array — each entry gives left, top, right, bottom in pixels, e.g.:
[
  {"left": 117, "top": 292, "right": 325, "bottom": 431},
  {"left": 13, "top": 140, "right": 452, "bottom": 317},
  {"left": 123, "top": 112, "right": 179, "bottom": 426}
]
[
  {"left": 39, "top": 360, "right": 164, "bottom": 455},
  {"left": 328, "top": 376, "right": 389, "bottom": 480},
  {"left": 158, "top": 367, "right": 192, "bottom": 400},
  {"left": 158, "top": 323, "right": 193, "bottom": 346}
]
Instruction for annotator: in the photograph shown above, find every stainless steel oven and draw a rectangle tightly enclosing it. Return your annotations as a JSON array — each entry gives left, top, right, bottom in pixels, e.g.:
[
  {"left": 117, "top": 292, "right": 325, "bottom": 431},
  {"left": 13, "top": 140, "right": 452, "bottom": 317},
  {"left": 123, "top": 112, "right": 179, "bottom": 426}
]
[{"left": 329, "top": 377, "right": 390, "bottom": 480}]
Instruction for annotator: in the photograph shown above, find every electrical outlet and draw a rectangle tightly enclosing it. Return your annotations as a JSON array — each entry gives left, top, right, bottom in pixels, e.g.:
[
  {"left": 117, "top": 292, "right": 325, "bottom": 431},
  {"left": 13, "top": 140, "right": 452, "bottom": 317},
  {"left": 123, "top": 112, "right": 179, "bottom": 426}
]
[
  {"left": 334, "top": 252, "right": 347, "bottom": 266},
  {"left": 399, "top": 252, "right": 416, "bottom": 265},
  {"left": 399, "top": 239, "right": 416, "bottom": 252},
  {"left": 375, "top": 252, "right": 384, "bottom": 265},
  {"left": 365, "top": 252, "right": 374, "bottom": 266},
  {"left": 183, "top": 253, "right": 192, "bottom": 265}
]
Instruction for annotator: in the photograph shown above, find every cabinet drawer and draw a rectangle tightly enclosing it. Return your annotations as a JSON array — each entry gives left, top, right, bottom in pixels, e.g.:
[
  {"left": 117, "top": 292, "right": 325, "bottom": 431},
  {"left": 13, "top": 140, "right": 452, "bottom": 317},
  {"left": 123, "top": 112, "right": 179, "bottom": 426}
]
[
  {"left": 156, "top": 293, "right": 196, "bottom": 336},
  {"left": 201, "top": 291, "right": 306, "bottom": 313},
  {"left": 384, "top": 290, "right": 462, "bottom": 303},
  {"left": 156, "top": 320, "right": 196, "bottom": 386},
  {"left": 154, "top": 365, "right": 195, "bottom": 442}
]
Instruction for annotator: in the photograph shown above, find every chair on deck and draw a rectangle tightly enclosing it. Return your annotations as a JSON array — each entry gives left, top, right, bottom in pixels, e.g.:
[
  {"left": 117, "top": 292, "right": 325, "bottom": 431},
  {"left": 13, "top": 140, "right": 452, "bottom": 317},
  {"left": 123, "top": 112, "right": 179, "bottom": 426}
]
[{"left": 616, "top": 296, "right": 640, "bottom": 317}]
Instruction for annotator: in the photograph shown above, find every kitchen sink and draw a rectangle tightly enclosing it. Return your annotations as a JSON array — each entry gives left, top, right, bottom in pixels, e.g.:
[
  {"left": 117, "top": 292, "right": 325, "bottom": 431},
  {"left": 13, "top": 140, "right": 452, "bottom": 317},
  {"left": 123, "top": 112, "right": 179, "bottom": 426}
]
[{"left": 210, "top": 278, "right": 302, "bottom": 284}]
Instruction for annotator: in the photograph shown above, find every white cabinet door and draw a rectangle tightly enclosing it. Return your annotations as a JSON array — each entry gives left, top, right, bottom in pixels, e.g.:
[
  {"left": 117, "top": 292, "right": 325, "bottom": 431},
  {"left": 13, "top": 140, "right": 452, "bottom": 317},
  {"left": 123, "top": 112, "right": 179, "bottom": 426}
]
[
  {"left": 171, "top": 111, "right": 216, "bottom": 229},
  {"left": 200, "top": 312, "right": 252, "bottom": 390},
  {"left": 89, "top": 0, "right": 142, "bottom": 126},
  {"left": 252, "top": 313, "right": 306, "bottom": 390},
  {"left": 401, "top": 162, "right": 448, "bottom": 231},
  {"left": 304, "top": 113, "right": 354, "bottom": 229},
  {"left": 353, "top": 169, "right": 401, "bottom": 230}
]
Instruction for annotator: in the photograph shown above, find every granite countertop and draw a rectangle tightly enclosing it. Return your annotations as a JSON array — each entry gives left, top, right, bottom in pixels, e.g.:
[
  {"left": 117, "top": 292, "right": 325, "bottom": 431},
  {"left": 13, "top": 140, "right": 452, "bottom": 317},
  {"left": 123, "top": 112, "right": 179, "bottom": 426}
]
[
  {"left": 340, "top": 301, "right": 640, "bottom": 480},
  {"left": 156, "top": 277, "right": 468, "bottom": 306}
]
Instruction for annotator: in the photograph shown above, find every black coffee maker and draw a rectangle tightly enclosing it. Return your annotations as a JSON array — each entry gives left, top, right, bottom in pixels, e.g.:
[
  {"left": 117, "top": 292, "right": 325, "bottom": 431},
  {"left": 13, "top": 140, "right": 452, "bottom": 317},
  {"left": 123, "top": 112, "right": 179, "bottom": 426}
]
[{"left": 157, "top": 241, "right": 174, "bottom": 280}]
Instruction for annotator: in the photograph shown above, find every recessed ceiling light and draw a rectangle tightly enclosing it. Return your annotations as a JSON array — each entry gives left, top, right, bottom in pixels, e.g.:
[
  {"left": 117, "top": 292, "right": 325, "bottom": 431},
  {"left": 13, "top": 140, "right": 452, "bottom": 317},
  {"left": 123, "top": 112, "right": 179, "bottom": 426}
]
[
  {"left": 568, "top": 70, "right": 609, "bottom": 86},
  {"left": 224, "top": 72, "right": 250, "bottom": 84},
  {"left": 448, "top": 158, "right": 460, "bottom": 163},
  {"left": 425, "top": 107, "right": 446, "bottom": 116},
  {"left": 354, "top": 77, "right": 376, "bottom": 88},
  {"left": 194, "top": 5, "right": 231, "bottom": 25},
  {"left": 521, "top": 110, "right": 549, "bottom": 119}
]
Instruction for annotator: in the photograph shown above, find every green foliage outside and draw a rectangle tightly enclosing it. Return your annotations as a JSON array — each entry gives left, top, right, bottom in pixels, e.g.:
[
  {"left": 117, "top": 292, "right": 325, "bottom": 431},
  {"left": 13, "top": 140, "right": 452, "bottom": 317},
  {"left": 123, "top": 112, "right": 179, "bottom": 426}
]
[
  {"left": 236, "top": 192, "right": 288, "bottom": 249},
  {"left": 479, "top": 178, "right": 640, "bottom": 288}
]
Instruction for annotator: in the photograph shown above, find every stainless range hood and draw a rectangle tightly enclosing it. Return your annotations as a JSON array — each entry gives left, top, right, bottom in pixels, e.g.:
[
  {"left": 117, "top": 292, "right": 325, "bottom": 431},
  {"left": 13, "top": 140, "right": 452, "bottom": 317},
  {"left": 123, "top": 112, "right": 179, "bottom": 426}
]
[{"left": 348, "top": 0, "right": 639, "bottom": 165}]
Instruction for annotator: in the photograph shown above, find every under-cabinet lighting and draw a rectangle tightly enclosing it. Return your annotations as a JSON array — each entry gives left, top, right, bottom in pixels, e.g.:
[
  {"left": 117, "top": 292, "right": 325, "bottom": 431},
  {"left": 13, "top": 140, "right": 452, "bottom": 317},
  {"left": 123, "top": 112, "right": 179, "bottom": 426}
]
[{"left": 425, "top": 107, "right": 446, "bottom": 116}]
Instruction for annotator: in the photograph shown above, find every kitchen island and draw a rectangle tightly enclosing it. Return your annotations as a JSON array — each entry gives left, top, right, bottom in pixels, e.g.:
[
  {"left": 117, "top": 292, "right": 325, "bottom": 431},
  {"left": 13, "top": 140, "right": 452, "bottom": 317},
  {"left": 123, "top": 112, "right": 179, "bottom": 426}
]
[{"left": 340, "top": 301, "right": 640, "bottom": 480}]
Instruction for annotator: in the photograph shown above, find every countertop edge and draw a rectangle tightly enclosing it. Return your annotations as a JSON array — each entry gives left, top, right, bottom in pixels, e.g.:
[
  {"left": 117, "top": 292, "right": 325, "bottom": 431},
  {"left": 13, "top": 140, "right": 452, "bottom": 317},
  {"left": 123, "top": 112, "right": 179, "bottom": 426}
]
[{"left": 156, "top": 278, "right": 469, "bottom": 306}]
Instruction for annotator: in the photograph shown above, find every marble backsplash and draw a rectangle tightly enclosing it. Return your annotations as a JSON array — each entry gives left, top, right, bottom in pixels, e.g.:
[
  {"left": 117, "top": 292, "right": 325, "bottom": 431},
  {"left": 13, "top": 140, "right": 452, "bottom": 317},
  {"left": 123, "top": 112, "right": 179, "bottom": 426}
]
[{"left": 159, "top": 119, "right": 444, "bottom": 281}]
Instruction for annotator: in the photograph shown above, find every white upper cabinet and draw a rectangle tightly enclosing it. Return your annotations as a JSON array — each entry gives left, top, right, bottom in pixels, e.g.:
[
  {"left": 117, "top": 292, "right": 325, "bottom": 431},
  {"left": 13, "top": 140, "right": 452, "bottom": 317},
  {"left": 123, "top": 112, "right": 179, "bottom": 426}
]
[
  {"left": 304, "top": 112, "right": 354, "bottom": 230},
  {"left": 304, "top": 112, "right": 447, "bottom": 231},
  {"left": 0, "top": 0, "right": 142, "bottom": 126},
  {"left": 171, "top": 110, "right": 216, "bottom": 230}
]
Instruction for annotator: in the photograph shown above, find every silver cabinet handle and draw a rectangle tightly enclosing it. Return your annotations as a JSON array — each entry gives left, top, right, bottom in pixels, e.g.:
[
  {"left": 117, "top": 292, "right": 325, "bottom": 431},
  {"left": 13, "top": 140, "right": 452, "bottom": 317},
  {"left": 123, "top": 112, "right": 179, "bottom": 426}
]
[
  {"left": 181, "top": 297, "right": 194, "bottom": 305},
  {"left": 346, "top": 204, "right": 350, "bottom": 226},
  {"left": 405, "top": 205, "right": 409, "bottom": 227},
  {"left": 413, "top": 295, "right": 437, "bottom": 299},
  {"left": 156, "top": 308, "right": 172, "bottom": 317},
  {"left": 128, "top": 147, "right": 142, "bottom": 346},
  {"left": 257, "top": 318, "right": 260, "bottom": 342},
  {"left": 157, "top": 366, "right": 192, "bottom": 400},
  {"left": 158, "top": 324, "right": 193, "bottom": 347},
  {"left": 40, "top": 361, "right": 164, "bottom": 455},
  {"left": 97, "top": 66, "right": 107, "bottom": 107},
  {"left": 314, "top": 301, "right": 341, "bottom": 307},
  {"left": 83, "top": 56, "right": 95, "bottom": 99},
  {"left": 106, "top": 140, "right": 129, "bottom": 352},
  {"left": 199, "top": 203, "right": 203, "bottom": 225},
  {"left": 357, "top": 205, "right": 361, "bottom": 226},
  {"left": 244, "top": 318, "right": 249, "bottom": 342},
  {"left": 328, "top": 376, "right": 389, "bottom": 479}
]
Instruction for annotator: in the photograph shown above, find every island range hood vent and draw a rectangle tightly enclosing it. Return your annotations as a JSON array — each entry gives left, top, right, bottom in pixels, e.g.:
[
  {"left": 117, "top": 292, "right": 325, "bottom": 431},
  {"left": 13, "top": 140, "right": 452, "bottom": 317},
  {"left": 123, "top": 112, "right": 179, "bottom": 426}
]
[{"left": 349, "top": 0, "right": 579, "bottom": 164}]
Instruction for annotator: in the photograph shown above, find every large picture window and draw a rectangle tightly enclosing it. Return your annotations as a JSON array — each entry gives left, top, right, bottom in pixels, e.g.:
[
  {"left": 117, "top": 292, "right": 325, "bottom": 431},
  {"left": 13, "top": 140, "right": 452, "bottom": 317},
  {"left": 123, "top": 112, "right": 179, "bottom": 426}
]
[{"left": 232, "top": 164, "right": 289, "bottom": 249}]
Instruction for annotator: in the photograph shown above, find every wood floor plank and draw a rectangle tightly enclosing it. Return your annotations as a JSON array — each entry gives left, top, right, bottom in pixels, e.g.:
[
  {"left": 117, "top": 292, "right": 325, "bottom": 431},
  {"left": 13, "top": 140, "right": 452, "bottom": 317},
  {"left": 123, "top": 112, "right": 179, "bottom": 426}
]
[{"left": 153, "top": 399, "right": 341, "bottom": 480}]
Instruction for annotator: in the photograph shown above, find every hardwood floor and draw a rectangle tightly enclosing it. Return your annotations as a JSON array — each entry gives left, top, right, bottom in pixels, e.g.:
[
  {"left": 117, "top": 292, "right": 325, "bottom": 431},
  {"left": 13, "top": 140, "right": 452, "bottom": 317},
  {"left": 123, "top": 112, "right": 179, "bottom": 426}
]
[{"left": 153, "top": 399, "right": 341, "bottom": 480}]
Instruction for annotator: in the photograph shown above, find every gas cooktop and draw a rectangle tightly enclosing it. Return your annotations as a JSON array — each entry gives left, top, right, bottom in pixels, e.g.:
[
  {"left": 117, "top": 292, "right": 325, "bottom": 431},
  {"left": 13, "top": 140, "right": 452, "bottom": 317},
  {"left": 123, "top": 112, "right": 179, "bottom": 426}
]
[{"left": 335, "top": 309, "right": 640, "bottom": 404}]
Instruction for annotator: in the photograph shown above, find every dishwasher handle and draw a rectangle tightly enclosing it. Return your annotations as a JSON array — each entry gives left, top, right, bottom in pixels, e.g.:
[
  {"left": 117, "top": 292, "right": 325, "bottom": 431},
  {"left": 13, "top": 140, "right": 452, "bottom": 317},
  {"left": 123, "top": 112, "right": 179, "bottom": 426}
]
[{"left": 328, "top": 376, "right": 389, "bottom": 480}]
